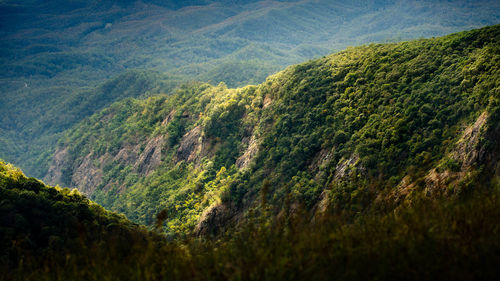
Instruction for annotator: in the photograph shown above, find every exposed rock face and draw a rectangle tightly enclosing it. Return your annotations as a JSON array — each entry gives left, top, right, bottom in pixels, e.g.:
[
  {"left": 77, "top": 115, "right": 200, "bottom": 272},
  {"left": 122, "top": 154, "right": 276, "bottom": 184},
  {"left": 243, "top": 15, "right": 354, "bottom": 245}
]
[
  {"left": 393, "top": 111, "right": 499, "bottom": 201},
  {"left": 71, "top": 153, "right": 104, "bottom": 195},
  {"left": 135, "top": 136, "right": 164, "bottom": 175},
  {"left": 425, "top": 112, "right": 490, "bottom": 194},
  {"left": 312, "top": 190, "right": 330, "bottom": 219},
  {"left": 236, "top": 135, "right": 258, "bottom": 169},
  {"left": 113, "top": 144, "right": 141, "bottom": 164},
  {"left": 389, "top": 175, "right": 416, "bottom": 205},
  {"left": 263, "top": 94, "right": 272, "bottom": 109},
  {"left": 161, "top": 110, "right": 176, "bottom": 126},
  {"left": 45, "top": 135, "right": 165, "bottom": 195},
  {"left": 423, "top": 169, "right": 462, "bottom": 196},
  {"left": 43, "top": 147, "right": 69, "bottom": 186},
  {"left": 453, "top": 111, "right": 489, "bottom": 168},
  {"left": 51, "top": 111, "right": 175, "bottom": 192},
  {"left": 176, "top": 126, "right": 202, "bottom": 163},
  {"left": 195, "top": 203, "right": 231, "bottom": 236},
  {"left": 309, "top": 148, "right": 332, "bottom": 171},
  {"left": 334, "top": 154, "right": 360, "bottom": 180}
]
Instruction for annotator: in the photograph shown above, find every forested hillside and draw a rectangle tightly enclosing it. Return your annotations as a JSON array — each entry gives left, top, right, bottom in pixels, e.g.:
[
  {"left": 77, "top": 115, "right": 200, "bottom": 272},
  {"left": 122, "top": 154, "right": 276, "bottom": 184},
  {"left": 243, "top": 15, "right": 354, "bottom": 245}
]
[
  {"left": 46, "top": 25, "right": 500, "bottom": 235},
  {"left": 0, "top": 160, "right": 155, "bottom": 280},
  {"left": 0, "top": 70, "right": 174, "bottom": 177},
  {"left": 1, "top": 0, "right": 499, "bottom": 178},
  {"left": 3, "top": 160, "right": 500, "bottom": 280},
  {"left": 2, "top": 21, "right": 500, "bottom": 280}
]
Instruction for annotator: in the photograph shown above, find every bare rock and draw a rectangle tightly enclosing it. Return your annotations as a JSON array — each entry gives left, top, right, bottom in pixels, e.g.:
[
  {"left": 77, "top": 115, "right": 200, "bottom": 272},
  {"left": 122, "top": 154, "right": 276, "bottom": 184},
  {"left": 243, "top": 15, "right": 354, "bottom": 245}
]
[
  {"left": 453, "top": 111, "right": 489, "bottom": 168},
  {"left": 176, "top": 126, "right": 202, "bottom": 163},
  {"left": 393, "top": 111, "right": 495, "bottom": 200},
  {"left": 195, "top": 203, "right": 231, "bottom": 236},
  {"left": 43, "top": 147, "right": 69, "bottom": 186},
  {"left": 236, "top": 135, "right": 258, "bottom": 169},
  {"left": 71, "top": 153, "right": 103, "bottom": 195},
  {"left": 161, "top": 110, "right": 176, "bottom": 126},
  {"left": 311, "top": 190, "right": 330, "bottom": 221},
  {"left": 263, "top": 94, "right": 272, "bottom": 109},
  {"left": 389, "top": 175, "right": 417, "bottom": 205},
  {"left": 114, "top": 144, "right": 141, "bottom": 164},
  {"left": 334, "top": 154, "right": 360, "bottom": 180},
  {"left": 135, "top": 136, "right": 164, "bottom": 175},
  {"left": 309, "top": 147, "right": 332, "bottom": 171}
]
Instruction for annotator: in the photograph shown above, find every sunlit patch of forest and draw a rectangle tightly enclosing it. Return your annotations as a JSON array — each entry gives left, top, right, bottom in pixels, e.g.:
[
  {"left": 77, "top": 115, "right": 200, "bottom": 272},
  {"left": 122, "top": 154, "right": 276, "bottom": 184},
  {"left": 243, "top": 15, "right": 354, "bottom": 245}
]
[{"left": 49, "top": 24, "right": 500, "bottom": 236}]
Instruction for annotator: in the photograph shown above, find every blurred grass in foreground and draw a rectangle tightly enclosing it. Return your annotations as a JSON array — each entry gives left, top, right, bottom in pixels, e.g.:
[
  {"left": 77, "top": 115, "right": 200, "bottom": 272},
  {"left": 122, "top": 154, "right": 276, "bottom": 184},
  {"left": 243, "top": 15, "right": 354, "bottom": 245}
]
[{"left": 5, "top": 188, "right": 499, "bottom": 281}]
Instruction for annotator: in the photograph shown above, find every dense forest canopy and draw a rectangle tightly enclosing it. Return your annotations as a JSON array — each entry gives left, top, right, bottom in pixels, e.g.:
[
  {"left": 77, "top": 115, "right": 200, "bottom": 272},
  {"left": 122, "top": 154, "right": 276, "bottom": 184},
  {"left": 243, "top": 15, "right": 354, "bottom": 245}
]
[
  {"left": 0, "top": 160, "right": 157, "bottom": 280},
  {"left": 2, "top": 155, "right": 500, "bottom": 280},
  {"left": 0, "top": 0, "right": 499, "bottom": 178},
  {"left": 43, "top": 25, "right": 500, "bottom": 236},
  {"left": 0, "top": 1, "right": 499, "bottom": 277}
]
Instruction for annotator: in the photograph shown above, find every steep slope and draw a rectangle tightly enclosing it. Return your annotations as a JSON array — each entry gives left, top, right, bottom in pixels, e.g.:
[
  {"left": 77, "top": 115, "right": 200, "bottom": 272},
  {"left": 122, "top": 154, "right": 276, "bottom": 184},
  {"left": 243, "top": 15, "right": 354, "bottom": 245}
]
[
  {"left": 1, "top": 0, "right": 499, "bottom": 178},
  {"left": 0, "top": 160, "right": 157, "bottom": 280},
  {"left": 0, "top": 69, "right": 174, "bottom": 178},
  {"left": 46, "top": 25, "right": 500, "bottom": 234},
  {"left": 3, "top": 161, "right": 500, "bottom": 280}
]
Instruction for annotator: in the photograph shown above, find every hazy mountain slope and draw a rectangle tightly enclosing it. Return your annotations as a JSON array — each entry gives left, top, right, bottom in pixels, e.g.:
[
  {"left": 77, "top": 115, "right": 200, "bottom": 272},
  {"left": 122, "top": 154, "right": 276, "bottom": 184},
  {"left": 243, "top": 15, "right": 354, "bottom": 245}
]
[
  {"left": 1, "top": 0, "right": 499, "bottom": 177},
  {"left": 0, "top": 69, "right": 174, "bottom": 178},
  {"left": 3, "top": 0, "right": 498, "bottom": 83},
  {"left": 45, "top": 25, "right": 500, "bottom": 234}
]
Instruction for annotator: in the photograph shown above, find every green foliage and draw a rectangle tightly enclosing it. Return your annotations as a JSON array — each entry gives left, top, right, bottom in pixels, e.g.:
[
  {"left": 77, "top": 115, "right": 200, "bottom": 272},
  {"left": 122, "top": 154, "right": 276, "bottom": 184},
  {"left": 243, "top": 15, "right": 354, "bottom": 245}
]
[
  {"left": 0, "top": 69, "right": 175, "bottom": 178},
  {"left": 0, "top": 159, "right": 155, "bottom": 278},
  {"left": 1, "top": 0, "right": 499, "bottom": 178},
  {"left": 1, "top": 4, "right": 499, "bottom": 279},
  {"left": 51, "top": 25, "right": 500, "bottom": 235},
  {"left": 3, "top": 160, "right": 500, "bottom": 280}
]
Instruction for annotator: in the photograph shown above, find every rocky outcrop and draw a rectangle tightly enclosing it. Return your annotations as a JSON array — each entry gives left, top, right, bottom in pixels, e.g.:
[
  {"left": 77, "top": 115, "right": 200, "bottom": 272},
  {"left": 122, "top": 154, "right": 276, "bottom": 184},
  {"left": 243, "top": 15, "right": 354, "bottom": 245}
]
[
  {"left": 452, "top": 111, "right": 489, "bottom": 168},
  {"left": 263, "top": 94, "right": 272, "bottom": 109},
  {"left": 135, "top": 136, "right": 164, "bottom": 175},
  {"left": 176, "top": 126, "right": 202, "bottom": 163},
  {"left": 43, "top": 147, "right": 70, "bottom": 186},
  {"left": 389, "top": 175, "right": 417, "bottom": 205},
  {"left": 309, "top": 148, "right": 332, "bottom": 171},
  {"left": 334, "top": 154, "right": 360, "bottom": 180},
  {"left": 113, "top": 144, "right": 141, "bottom": 164},
  {"left": 392, "top": 111, "right": 498, "bottom": 201},
  {"left": 312, "top": 190, "right": 330, "bottom": 218},
  {"left": 71, "top": 153, "right": 104, "bottom": 195},
  {"left": 161, "top": 110, "right": 176, "bottom": 126},
  {"left": 236, "top": 135, "right": 258, "bottom": 169},
  {"left": 425, "top": 112, "right": 490, "bottom": 194},
  {"left": 45, "top": 134, "right": 166, "bottom": 195},
  {"left": 195, "top": 203, "right": 232, "bottom": 236}
]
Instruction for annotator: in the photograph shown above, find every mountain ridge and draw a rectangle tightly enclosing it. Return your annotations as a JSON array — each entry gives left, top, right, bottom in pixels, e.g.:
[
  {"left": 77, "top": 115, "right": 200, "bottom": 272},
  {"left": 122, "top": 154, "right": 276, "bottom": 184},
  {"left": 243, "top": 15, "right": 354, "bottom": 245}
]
[
  {"left": 1, "top": 0, "right": 499, "bottom": 178},
  {"left": 1, "top": 22, "right": 500, "bottom": 280},
  {"left": 44, "top": 24, "right": 500, "bottom": 234}
]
